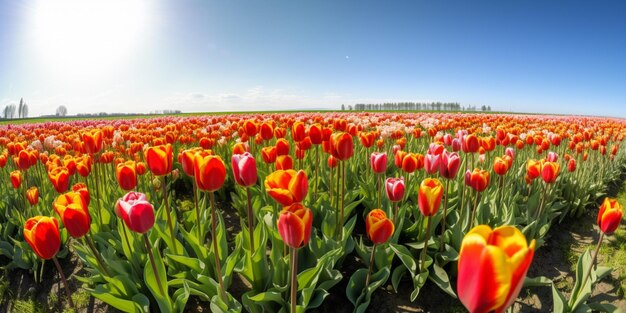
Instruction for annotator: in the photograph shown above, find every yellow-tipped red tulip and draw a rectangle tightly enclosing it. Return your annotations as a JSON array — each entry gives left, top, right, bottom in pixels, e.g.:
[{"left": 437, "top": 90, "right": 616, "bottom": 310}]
[
  {"left": 264, "top": 170, "right": 308, "bottom": 207},
  {"left": 541, "top": 161, "right": 560, "bottom": 184},
  {"left": 597, "top": 197, "right": 623, "bottom": 235},
  {"left": 24, "top": 216, "right": 61, "bottom": 260},
  {"left": 365, "top": 209, "right": 394, "bottom": 244},
  {"left": 10, "top": 170, "right": 22, "bottom": 189},
  {"left": 53, "top": 191, "right": 91, "bottom": 238},
  {"left": 26, "top": 187, "right": 39, "bottom": 206},
  {"left": 526, "top": 159, "right": 541, "bottom": 180},
  {"left": 116, "top": 160, "right": 138, "bottom": 191},
  {"left": 418, "top": 178, "right": 443, "bottom": 217},
  {"left": 193, "top": 154, "right": 227, "bottom": 192},
  {"left": 277, "top": 203, "right": 313, "bottom": 248},
  {"left": 144, "top": 144, "right": 173, "bottom": 176},
  {"left": 48, "top": 166, "right": 70, "bottom": 193},
  {"left": 82, "top": 129, "right": 103, "bottom": 154},
  {"left": 458, "top": 225, "right": 535, "bottom": 313},
  {"left": 493, "top": 157, "right": 509, "bottom": 176}
]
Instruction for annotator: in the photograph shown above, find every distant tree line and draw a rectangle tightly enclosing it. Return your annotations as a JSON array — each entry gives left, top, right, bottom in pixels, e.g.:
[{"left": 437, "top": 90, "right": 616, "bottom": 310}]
[
  {"left": 342, "top": 102, "right": 492, "bottom": 112},
  {"left": 1, "top": 98, "right": 29, "bottom": 119}
]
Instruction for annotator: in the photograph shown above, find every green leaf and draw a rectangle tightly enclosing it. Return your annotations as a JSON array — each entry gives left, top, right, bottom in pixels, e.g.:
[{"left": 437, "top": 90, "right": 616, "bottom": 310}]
[
  {"left": 523, "top": 276, "right": 553, "bottom": 287},
  {"left": 144, "top": 246, "right": 173, "bottom": 313},
  {"left": 389, "top": 243, "right": 417, "bottom": 274},
  {"left": 552, "top": 282, "right": 568, "bottom": 313},
  {"left": 428, "top": 263, "right": 456, "bottom": 298}
]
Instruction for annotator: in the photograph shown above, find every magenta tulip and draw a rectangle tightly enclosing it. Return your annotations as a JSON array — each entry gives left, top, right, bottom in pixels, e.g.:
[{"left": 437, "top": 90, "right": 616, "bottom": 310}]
[
  {"left": 425, "top": 153, "right": 441, "bottom": 175},
  {"left": 440, "top": 151, "right": 461, "bottom": 179},
  {"left": 370, "top": 152, "right": 387, "bottom": 174},
  {"left": 115, "top": 192, "right": 155, "bottom": 233},
  {"left": 385, "top": 177, "right": 405, "bottom": 202},
  {"left": 232, "top": 152, "right": 258, "bottom": 187}
]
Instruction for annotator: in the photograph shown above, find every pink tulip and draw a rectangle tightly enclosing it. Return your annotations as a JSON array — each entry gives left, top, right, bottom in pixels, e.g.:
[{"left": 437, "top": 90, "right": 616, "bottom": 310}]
[
  {"left": 464, "top": 169, "right": 472, "bottom": 186},
  {"left": 385, "top": 177, "right": 405, "bottom": 202},
  {"left": 443, "top": 134, "right": 453, "bottom": 146},
  {"left": 547, "top": 151, "right": 558, "bottom": 163},
  {"left": 116, "top": 192, "right": 155, "bottom": 234},
  {"left": 425, "top": 153, "right": 441, "bottom": 175},
  {"left": 232, "top": 152, "right": 258, "bottom": 187},
  {"left": 392, "top": 145, "right": 402, "bottom": 156},
  {"left": 370, "top": 152, "right": 387, "bottom": 174},
  {"left": 428, "top": 143, "right": 445, "bottom": 155},
  {"left": 439, "top": 151, "right": 461, "bottom": 179},
  {"left": 451, "top": 138, "right": 462, "bottom": 152},
  {"left": 505, "top": 147, "right": 515, "bottom": 160}
]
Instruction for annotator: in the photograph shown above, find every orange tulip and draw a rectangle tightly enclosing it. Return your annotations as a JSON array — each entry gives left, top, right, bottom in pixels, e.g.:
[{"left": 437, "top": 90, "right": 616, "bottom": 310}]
[
  {"left": 261, "top": 146, "right": 277, "bottom": 164},
  {"left": 48, "top": 167, "right": 70, "bottom": 193},
  {"left": 597, "top": 198, "right": 623, "bottom": 235},
  {"left": 401, "top": 153, "right": 424, "bottom": 173},
  {"left": 291, "top": 121, "right": 306, "bottom": 142},
  {"left": 264, "top": 170, "right": 308, "bottom": 206},
  {"left": 458, "top": 225, "right": 535, "bottom": 313},
  {"left": 178, "top": 148, "right": 201, "bottom": 177},
  {"left": 193, "top": 154, "right": 226, "bottom": 192},
  {"left": 72, "top": 183, "right": 90, "bottom": 208},
  {"left": 53, "top": 192, "right": 91, "bottom": 238},
  {"left": 10, "top": 170, "right": 22, "bottom": 189},
  {"left": 277, "top": 203, "right": 313, "bottom": 248},
  {"left": 418, "top": 178, "right": 443, "bottom": 217},
  {"left": 365, "top": 209, "right": 394, "bottom": 244},
  {"left": 26, "top": 187, "right": 39, "bottom": 206},
  {"left": 276, "top": 138, "right": 290, "bottom": 156},
  {"left": 116, "top": 160, "right": 138, "bottom": 191},
  {"left": 24, "top": 216, "right": 61, "bottom": 260},
  {"left": 276, "top": 155, "right": 293, "bottom": 170},
  {"left": 144, "top": 144, "right": 173, "bottom": 176}
]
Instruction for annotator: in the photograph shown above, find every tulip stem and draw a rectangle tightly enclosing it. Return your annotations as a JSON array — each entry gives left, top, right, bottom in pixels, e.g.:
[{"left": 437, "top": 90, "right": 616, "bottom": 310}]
[
  {"left": 290, "top": 247, "right": 298, "bottom": 313},
  {"left": 52, "top": 256, "right": 76, "bottom": 311},
  {"left": 85, "top": 234, "right": 111, "bottom": 277},
  {"left": 573, "top": 232, "right": 604, "bottom": 306},
  {"left": 314, "top": 145, "right": 319, "bottom": 202},
  {"left": 365, "top": 244, "right": 377, "bottom": 288},
  {"left": 377, "top": 173, "right": 381, "bottom": 210},
  {"left": 440, "top": 179, "right": 449, "bottom": 250},
  {"left": 246, "top": 187, "right": 255, "bottom": 252},
  {"left": 334, "top": 161, "right": 341, "bottom": 239},
  {"left": 193, "top": 179, "right": 202, "bottom": 244},
  {"left": 420, "top": 216, "right": 432, "bottom": 273},
  {"left": 392, "top": 202, "right": 399, "bottom": 228},
  {"left": 143, "top": 233, "right": 166, "bottom": 297},
  {"left": 470, "top": 192, "right": 480, "bottom": 230},
  {"left": 93, "top": 161, "right": 104, "bottom": 227},
  {"left": 209, "top": 191, "right": 228, "bottom": 303},
  {"left": 161, "top": 176, "right": 178, "bottom": 254},
  {"left": 340, "top": 160, "right": 346, "bottom": 240}
]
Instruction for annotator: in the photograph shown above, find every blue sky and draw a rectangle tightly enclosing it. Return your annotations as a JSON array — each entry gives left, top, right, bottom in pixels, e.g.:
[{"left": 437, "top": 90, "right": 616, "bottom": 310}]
[{"left": 1, "top": 0, "right": 625, "bottom": 117}]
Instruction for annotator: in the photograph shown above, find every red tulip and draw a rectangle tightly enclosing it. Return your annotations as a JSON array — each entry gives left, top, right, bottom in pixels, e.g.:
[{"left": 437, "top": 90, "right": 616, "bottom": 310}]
[
  {"left": 330, "top": 132, "right": 354, "bottom": 161},
  {"left": 567, "top": 159, "right": 576, "bottom": 172},
  {"left": 370, "top": 152, "right": 387, "bottom": 174},
  {"left": 48, "top": 166, "right": 70, "bottom": 193},
  {"left": 82, "top": 129, "right": 103, "bottom": 154},
  {"left": 526, "top": 159, "right": 541, "bottom": 180},
  {"left": 194, "top": 154, "right": 227, "bottom": 192},
  {"left": 418, "top": 178, "right": 443, "bottom": 217},
  {"left": 458, "top": 225, "right": 535, "bottom": 313},
  {"left": 265, "top": 170, "right": 308, "bottom": 206},
  {"left": 53, "top": 191, "right": 91, "bottom": 238},
  {"left": 541, "top": 161, "right": 560, "bottom": 184},
  {"left": 276, "top": 155, "right": 293, "bottom": 170},
  {"left": 26, "top": 187, "right": 39, "bottom": 206},
  {"left": 116, "top": 160, "right": 138, "bottom": 191},
  {"left": 277, "top": 203, "right": 312, "bottom": 248},
  {"left": 144, "top": 144, "right": 173, "bottom": 176},
  {"left": 261, "top": 146, "right": 277, "bottom": 164},
  {"left": 116, "top": 192, "right": 155, "bottom": 233},
  {"left": 469, "top": 168, "right": 490, "bottom": 192},
  {"left": 597, "top": 198, "right": 623, "bottom": 235},
  {"left": 439, "top": 151, "right": 461, "bottom": 179},
  {"left": 10, "top": 170, "right": 22, "bottom": 189},
  {"left": 24, "top": 216, "right": 60, "bottom": 260},
  {"left": 385, "top": 177, "right": 405, "bottom": 202},
  {"left": 232, "top": 152, "right": 257, "bottom": 187},
  {"left": 365, "top": 209, "right": 394, "bottom": 244},
  {"left": 493, "top": 157, "right": 509, "bottom": 176}
]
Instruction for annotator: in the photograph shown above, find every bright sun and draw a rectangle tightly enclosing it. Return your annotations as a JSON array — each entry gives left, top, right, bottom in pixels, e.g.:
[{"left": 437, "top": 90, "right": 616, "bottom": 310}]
[{"left": 30, "top": 0, "right": 150, "bottom": 79}]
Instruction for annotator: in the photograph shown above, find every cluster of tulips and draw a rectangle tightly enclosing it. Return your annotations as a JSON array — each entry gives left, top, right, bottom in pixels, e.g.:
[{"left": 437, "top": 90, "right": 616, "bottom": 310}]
[{"left": 0, "top": 112, "right": 624, "bottom": 313}]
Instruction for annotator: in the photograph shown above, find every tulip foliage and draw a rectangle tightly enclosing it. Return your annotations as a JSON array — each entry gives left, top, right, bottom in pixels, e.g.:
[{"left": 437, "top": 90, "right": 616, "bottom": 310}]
[{"left": 0, "top": 112, "right": 624, "bottom": 313}]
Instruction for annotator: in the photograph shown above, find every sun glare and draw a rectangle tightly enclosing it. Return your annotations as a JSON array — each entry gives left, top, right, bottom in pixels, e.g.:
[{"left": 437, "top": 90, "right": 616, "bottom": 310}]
[{"left": 29, "top": 0, "right": 150, "bottom": 79}]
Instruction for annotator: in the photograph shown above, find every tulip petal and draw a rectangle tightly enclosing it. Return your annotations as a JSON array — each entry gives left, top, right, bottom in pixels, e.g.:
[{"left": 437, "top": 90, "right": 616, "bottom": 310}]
[{"left": 277, "top": 211, "right": 305, "bottom": 248}]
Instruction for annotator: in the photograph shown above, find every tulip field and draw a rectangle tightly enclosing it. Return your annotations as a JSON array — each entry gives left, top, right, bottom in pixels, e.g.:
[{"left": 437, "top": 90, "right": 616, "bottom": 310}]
[{"left": 1, "top": 112, "right": 625, "bottom": 313}]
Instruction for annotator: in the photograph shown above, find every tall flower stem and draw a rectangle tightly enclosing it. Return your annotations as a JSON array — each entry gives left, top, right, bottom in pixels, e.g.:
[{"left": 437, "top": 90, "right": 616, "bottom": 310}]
[
  {"left": 440, "top": 179, "right": 450, "bottom": 250},
  {"left": 143, "top": 233, "right": 165, "bottom": 296},
  {"left": 420, "top": 216, "right": 432, "bottom": 273},
  {"left": 392, "top": 202, "right": 399, "bottom": 227},
  {"left": 161, "top": 176, "right": 177, "bottom": 254},
  {"left": 246, "top": 187, "right": 255, "bottom": 252},
  {"left": 209, "top": 191, "right": 228, "bottom": 303},
  {"left": 84, "top": 234, "right": 111, "bottom": 277},
  {"left": 364, "top": 244, "right": 377, "bottom": 288},
  {"left": 93, "top": 160, "right": 104, "bottom": 227},
  {"left": 193, "top": 179, "right": 202, "bottom": 243},
  {"left": 377, "top": 173, "right": 381, "bottom": 209},
  {"left": 469, "top": 192, "right": 480, "bottom": 230},
  {"left": 572, "top": 232, "right": 604, "bottom": 306},
  {"left": 52, "top": 256, "right": 76, "bottom": 311},
  {"left": 290, "top": 247, "right": 299, "bottom": 313}
]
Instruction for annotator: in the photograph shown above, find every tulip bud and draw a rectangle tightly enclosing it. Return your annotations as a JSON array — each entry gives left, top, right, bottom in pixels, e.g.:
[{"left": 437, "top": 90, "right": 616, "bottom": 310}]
[
  {"left": 115, "top": 192, "right": 155, "bottom": 234},
  {"left": 48, "top": 166, "right": 70, "bottom": 193},
  {"left": 116, "top": 160, "right": 138, "bottom": 191},
  {"left": 493, "top": 157, "right": 509, "bottom": 176},
  {"left": 597, "top": 198, "right": 623, "bottom": 235},
  {"left": 53, "top": 191, "right": 91, "bottom": 238},
  {"left": 327, "top": 155, "right": 338, "bottom": 168},
  {"left": 425, "top": 153, "right": 441, "bottom": 175},
  {"left": 370, "top": 152, "right": 387, "bottom": 174},
  {"left": 541, "top": 161, "right": 560, "bottom": 184},
  {"left": 194, "top": 154, "right": 227, "bottom": 192},
  {"left": 418, "top": 178, "right": 443, "bottom": 217},
  {"left": 469, "top": 168, "right": 490, "bottom": 192},
  {"left": 26, "top": 187, "right": 39, "bottom": 206},
  {"left": 526, "top": 159, "right": 541, "bottom": 180},
  {"left": 276, "top": 155, "right": 293, "bottom": 170},
  {"left": 567, "top": 159, "right": 576, "bottom": 172},
  {"left": 265, "top": 170, "right": 308, "bottom": 207},
  {"left": 547, "top": 151, "right": 558, "bottom": 162},
  {"left": 10, "top": 170, "right": 22, "bottom": 189},
  {"left": 505, "top": 147, "right": 515, "bottom": 160},
  {"left": 451, "top": 138, "right": 462, "bottom": 152},
  {"left": 330, "top": 132, "right": 354, "bottom": 161},
  {"left": 365, "top": 209, "right": 394, "bottom": 244},
  {"left": 277, "top": 203, "right": 313, "bottom": 248},
  {"left": 439, "top": 151, "right": 461, "bottom": 179},
  {"left": 232, "top": 152, "right": 258, "bottom": 187},
  {"left": 385, "top": 177, "right": 405, "bottom": 202},
  {"left": 24, "top": 216, "right": 61, "bottom": 260}
]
